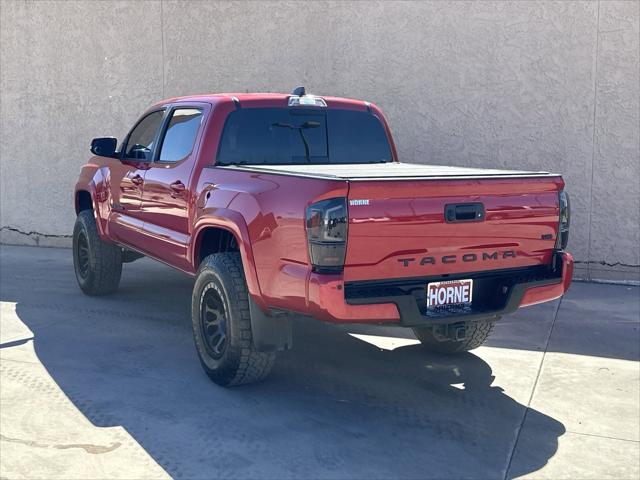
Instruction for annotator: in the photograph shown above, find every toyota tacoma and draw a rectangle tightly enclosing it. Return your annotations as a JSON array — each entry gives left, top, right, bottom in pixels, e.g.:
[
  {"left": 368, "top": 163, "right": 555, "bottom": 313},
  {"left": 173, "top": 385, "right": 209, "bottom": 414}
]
[{"left": 73, "top": 87, "right": 573, "bottom": 386}]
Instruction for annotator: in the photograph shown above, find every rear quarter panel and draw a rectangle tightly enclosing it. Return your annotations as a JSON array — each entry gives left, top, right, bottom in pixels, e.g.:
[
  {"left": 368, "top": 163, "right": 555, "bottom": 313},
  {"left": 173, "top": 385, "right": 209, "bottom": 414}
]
[{"left": 193, "top": 167, "right": 347, "bottom": 312}]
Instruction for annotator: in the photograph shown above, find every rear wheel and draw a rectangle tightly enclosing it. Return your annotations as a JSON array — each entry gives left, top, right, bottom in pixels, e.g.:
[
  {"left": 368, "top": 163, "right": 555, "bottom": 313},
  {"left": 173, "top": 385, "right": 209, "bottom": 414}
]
[
  {"left": 73, "top": 210, "right": 122, "bottom": 296},
  {"left": 191, "top": 253, "right": 275, "bottom": 386},
  {"left": 413, "top": 319, "right": 494, "bottom": 354}
]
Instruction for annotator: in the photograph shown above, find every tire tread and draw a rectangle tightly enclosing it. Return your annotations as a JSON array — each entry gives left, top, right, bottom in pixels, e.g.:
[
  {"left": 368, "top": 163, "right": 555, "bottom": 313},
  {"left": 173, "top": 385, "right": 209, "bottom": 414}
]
[
  {"left": 73, "top": 210, "right": 122, "bottom": 296},
  {"left": 195, "top": 253, "right": 275, "bottom": 386}
]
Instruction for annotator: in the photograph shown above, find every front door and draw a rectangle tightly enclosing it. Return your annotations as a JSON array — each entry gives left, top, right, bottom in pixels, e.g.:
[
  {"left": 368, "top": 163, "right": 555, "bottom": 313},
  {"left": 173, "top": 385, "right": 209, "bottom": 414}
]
[
  {"left": 108, "top": 109, "right": 166, "bottom": 246},
  {"left": 139, "top": 107, "right": 205, "bottom": 270}
]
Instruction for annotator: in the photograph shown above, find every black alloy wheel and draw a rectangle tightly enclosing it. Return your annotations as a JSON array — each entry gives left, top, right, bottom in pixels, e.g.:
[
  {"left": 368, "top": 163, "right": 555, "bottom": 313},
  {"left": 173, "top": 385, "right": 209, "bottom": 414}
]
[{"left": 200, "top": 283, "right": 228, "bottom": 359}]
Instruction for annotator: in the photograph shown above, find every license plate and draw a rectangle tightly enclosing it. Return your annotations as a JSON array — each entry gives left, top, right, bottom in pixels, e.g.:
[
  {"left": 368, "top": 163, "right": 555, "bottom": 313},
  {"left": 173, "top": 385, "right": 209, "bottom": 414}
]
[{"left": 426, "top": 279, "right": 473, "bottom": 308}]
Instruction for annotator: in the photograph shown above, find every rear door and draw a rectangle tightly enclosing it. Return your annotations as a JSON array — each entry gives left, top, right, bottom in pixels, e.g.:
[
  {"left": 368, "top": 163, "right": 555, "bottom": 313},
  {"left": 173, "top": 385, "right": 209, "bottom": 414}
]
[
  {"left": 139, "top": 105, "right": 206, "bottom": 270},
  {"left": 344, "top": 176, "right": 563, "bottom": 282}
]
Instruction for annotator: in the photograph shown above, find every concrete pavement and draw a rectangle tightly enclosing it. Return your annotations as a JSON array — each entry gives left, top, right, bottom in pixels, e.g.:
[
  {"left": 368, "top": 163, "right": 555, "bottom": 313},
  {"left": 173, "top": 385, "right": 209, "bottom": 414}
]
[{"left": 0, "top": 245, "right": 638, "bottom": 479}]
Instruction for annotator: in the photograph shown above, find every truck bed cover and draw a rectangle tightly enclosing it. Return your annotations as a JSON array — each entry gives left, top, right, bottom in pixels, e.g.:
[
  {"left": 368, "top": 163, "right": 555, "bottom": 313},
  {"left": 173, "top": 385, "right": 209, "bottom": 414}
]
[{"left": 219, "top": 162, "right": 559, "bottom": 181}]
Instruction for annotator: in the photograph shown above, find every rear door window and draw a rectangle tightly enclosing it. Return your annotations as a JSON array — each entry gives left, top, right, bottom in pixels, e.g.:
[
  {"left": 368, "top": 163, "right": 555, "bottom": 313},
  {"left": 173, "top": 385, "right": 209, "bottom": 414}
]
[{"left": 158, "top": 108, "right": 203, "bottom": 162}]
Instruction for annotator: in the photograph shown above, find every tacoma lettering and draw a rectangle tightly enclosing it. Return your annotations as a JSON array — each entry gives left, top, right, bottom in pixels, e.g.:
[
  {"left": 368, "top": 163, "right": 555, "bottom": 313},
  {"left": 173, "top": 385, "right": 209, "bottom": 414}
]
[{"left": 397, "top": 250, "right": 518, "bottom": 267}]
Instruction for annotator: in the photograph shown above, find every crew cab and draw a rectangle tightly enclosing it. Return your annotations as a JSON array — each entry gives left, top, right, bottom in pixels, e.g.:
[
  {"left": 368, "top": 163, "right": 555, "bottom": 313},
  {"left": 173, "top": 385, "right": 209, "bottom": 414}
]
[{"left": 73, "top": 87, "right": 573, "bottom": 386}]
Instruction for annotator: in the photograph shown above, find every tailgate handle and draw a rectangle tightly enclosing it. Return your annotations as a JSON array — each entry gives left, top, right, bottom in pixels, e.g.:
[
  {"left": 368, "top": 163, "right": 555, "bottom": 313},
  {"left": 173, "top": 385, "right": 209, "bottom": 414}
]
[{"left": 445, "top": 203, "right": 484, "bottom": 222}]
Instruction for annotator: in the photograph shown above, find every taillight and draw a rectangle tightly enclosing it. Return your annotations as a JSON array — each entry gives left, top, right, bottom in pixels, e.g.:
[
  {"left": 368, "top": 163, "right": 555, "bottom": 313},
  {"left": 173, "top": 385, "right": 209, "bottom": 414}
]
[
  {"left": 555, "top": 190, "right": 570, "bottom": 250},
  {"left": 305, "top": 198, "right": 348, "bottom": 273}
]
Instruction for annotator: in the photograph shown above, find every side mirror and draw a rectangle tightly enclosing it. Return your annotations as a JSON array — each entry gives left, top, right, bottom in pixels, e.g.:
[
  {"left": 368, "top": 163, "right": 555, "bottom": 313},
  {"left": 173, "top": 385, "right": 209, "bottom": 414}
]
[{"left": 90, "top": 137, "right": 117, "bottom": 157}]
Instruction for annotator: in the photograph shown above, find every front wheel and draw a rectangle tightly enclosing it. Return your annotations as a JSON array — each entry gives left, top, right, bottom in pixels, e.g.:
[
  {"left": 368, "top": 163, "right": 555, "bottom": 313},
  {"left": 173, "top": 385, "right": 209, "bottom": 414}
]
[
  {"left": 413, "top": 319, "right": 495, "bottom": 354},
  {"left": 73, "top": 210, "right": 122, "bottom": 296},
  {"left": 191, "top": 253, "right": 275, "bottom": 386}
]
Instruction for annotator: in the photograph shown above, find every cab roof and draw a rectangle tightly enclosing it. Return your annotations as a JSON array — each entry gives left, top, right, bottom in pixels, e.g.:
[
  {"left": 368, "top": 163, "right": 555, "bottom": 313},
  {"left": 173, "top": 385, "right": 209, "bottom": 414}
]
[{"left": 151, "top": 92, "right": 370, "bottom": 110}]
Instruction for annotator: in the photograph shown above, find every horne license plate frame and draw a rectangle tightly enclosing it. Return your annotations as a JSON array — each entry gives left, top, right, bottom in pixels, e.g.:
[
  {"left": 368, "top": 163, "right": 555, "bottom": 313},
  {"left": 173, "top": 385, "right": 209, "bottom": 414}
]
[{"left": 426, "top": 279, "right": 474, "bottom": 310}]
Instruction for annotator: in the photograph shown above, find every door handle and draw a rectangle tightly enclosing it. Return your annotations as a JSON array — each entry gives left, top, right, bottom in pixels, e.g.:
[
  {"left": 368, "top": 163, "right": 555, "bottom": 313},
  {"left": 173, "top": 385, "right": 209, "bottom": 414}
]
[
  {"left": 170, "top": 181, "right": 186, "bottom": 192},
  {"left": 170, "top": 181, "right": 186, "bottom": 197},
  {"left": 131, "top": 174, "right": 144, "bottom": 186}
]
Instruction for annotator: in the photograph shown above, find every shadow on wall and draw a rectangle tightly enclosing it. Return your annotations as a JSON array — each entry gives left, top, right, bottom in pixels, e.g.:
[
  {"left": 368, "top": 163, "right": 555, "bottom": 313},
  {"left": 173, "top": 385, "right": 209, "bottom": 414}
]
[{"left": 0, "top": 253, "right": 565, "bottom": 479}]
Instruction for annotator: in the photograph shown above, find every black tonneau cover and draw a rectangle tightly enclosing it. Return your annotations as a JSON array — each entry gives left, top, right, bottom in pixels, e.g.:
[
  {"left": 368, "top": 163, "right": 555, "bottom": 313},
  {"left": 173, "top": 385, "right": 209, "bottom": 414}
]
[{"left": 219, "top": 162, "right": 559, "bottom": 181}]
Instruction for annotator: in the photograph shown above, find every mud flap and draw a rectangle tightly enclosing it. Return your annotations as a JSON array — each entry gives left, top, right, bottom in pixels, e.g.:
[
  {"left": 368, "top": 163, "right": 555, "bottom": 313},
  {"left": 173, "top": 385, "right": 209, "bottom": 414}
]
[{"left": 249, "top": 298, "right": 293, "bottom": 352}]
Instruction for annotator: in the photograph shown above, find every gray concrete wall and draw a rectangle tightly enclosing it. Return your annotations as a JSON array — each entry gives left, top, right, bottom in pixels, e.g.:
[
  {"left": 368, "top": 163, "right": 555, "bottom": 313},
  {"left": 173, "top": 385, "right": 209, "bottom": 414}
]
[{"left": 1, "top": 0, "right": 638, "bottom": 282}]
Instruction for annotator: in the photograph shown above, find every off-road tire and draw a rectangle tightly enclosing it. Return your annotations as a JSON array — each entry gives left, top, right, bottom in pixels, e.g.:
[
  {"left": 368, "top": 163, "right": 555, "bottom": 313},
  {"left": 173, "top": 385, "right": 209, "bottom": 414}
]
[
  {"left": 191, "top": 253, "right": 276, "bottom": 386},
  {"left": 73, "top": 210, "right": 122, "bottom": 296},
  {"left": 413, "top": 319, "right": 494, "bottom": 354}
]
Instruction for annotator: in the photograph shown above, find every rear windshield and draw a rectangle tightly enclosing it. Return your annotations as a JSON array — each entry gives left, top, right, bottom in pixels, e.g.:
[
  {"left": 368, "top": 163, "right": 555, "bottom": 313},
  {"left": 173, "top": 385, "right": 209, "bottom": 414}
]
[{"left": 217, "top": 108, "right": 392, "bottom": 165}]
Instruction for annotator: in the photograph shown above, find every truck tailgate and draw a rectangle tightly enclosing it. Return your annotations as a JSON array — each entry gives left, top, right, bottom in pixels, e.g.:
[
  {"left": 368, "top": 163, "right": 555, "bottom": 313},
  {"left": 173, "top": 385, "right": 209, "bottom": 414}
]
[{"left": 344, "top": 176, "right": 563, "bottom": 282}]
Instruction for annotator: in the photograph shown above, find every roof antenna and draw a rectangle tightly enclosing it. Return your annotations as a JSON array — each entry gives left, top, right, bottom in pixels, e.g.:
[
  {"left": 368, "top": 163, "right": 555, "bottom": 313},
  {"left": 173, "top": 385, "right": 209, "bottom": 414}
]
[{"left": 291, "top": 86, "right": 306, "bottom": 96}]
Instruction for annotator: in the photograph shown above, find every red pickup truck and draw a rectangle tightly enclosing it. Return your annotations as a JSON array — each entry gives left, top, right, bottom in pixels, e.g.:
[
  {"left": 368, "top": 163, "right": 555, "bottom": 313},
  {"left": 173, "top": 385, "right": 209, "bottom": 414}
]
[{"left": 73, "top": 88, "right": 573, "bottom": 386}]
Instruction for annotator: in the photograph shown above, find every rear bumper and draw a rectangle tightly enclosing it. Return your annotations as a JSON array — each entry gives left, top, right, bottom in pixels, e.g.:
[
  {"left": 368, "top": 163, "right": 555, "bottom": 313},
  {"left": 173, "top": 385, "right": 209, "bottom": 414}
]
[
  {"left": 307, "top": 251, "right": 573, "bottom": 325},
  {"left": 518, "top": 252, "right": 574, "bottom": 308}
]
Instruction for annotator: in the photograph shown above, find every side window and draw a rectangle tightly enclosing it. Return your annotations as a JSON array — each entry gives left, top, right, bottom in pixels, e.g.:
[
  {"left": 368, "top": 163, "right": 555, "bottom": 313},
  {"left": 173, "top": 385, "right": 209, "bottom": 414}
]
[
  {"left": 158, "top": 108, "right": 203, "bottom": 162},
  {"left": 124, "top": 110, "right": 165, "bottom": 161}
]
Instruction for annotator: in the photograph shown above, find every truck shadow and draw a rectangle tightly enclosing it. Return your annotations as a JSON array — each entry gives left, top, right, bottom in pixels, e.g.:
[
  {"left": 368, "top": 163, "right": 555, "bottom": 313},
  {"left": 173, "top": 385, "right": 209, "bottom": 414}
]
[
  {"left": 0, "top": 256, "right": 565, "bottom": 479},
  {"left": 0, "top": 249, "right": 576, "bottom": 478}
]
